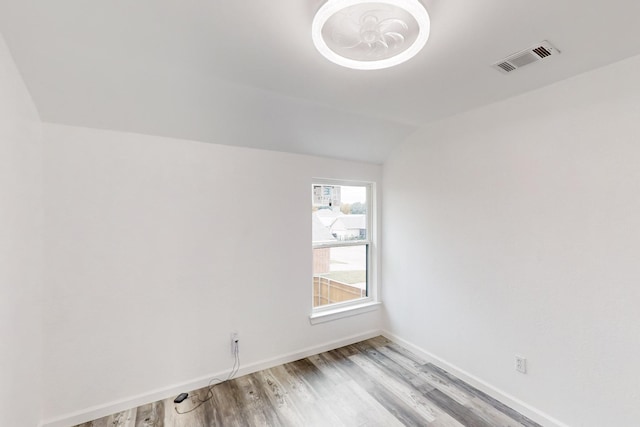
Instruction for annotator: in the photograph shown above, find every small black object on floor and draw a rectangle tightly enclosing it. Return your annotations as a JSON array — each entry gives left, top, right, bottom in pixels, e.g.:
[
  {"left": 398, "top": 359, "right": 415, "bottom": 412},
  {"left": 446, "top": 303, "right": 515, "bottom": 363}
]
[{"left": 173, "top": 393, "right": 188, "bottom": 403}]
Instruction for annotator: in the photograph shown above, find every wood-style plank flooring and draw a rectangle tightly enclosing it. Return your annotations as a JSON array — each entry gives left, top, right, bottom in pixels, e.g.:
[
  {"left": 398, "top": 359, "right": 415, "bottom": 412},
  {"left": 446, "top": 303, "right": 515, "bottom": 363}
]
[{"left": 75, "top": 336, "right": 541, "bottom": 427}]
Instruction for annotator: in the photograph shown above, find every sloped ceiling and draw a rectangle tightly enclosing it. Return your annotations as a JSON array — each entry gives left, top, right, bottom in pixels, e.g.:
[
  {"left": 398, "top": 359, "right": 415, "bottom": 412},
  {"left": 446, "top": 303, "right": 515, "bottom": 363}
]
[{"left": 2, "top": 0, "right": 640, "bottom": 163}]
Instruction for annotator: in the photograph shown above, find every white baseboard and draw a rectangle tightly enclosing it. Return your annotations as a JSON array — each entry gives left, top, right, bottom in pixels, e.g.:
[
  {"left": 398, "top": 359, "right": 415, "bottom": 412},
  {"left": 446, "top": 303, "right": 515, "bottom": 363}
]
[
  {"left": 40, "top": 330, "right": 569, "bottom": 427},
  {"left": 39, "top": 329, "right": 382, "bottom": 427},
  {"left": 381, "top": 330, "right": 570, "bottom": 427}
]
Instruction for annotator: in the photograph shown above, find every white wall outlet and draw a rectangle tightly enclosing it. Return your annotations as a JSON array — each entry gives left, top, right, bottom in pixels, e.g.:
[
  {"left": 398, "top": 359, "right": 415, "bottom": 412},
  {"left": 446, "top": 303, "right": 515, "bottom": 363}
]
[
  {"left": 230, "top": 332, "right": 239, "bottom": 356},
  {"left": 515, "top": 355, "right": 527, "bottom": 373}
]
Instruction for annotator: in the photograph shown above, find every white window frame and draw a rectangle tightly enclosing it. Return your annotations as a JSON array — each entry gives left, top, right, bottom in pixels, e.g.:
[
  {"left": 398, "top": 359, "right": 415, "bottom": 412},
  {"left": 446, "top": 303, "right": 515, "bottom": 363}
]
[{"left": 310, "top": 179, "right": 380, "bottom": 324}]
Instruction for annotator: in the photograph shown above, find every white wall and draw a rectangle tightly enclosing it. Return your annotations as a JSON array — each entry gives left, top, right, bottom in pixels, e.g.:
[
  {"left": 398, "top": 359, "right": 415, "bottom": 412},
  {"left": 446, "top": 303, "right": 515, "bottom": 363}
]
[
  {"left": 42, "top": 124, "right": 382, "bottom": 422},
  {"left": 383, "top": 53, "right": 640, "bottom": 427},
  {"left": 0, "top": 35, "right": 43, "bottom": 427}
]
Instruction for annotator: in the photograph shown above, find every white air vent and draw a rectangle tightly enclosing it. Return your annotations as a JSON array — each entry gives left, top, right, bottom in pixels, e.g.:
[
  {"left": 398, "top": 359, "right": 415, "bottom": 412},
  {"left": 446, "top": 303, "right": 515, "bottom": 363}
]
[{"left": 492, "top": 41, "right": 560, "bottom": 74}]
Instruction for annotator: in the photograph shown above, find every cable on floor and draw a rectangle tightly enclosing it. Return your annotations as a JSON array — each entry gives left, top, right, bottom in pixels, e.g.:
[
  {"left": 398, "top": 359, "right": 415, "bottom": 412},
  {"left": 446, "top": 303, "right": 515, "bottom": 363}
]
[{"left": 174, "top": 349, "right": 241, "bottom": 414}]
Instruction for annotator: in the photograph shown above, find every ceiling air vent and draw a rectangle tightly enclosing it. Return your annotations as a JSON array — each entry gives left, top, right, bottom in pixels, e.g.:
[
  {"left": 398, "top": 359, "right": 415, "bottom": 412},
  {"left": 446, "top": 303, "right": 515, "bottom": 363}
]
[{"left": 492, "top": 41, "right": 560, "bottom": 74}]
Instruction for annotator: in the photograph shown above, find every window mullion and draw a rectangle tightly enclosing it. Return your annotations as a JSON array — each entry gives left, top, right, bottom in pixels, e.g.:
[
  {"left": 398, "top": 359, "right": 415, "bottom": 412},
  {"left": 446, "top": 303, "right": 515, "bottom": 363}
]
[{"left": 313, "top": 240, "right": 371, "bottom": 249}]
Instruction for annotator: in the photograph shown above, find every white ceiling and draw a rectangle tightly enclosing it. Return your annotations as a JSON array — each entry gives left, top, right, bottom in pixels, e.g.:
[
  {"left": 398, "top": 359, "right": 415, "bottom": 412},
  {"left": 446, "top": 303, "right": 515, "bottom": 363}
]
[{"left": 2, "top": 0, "right": 640, "bottom": 163}]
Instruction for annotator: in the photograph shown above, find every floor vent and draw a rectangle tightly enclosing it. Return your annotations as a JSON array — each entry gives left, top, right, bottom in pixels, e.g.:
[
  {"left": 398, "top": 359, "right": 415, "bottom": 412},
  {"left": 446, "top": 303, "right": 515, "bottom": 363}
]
[{"left": 492, "top": 41, "right": 560, "bottom": 74}]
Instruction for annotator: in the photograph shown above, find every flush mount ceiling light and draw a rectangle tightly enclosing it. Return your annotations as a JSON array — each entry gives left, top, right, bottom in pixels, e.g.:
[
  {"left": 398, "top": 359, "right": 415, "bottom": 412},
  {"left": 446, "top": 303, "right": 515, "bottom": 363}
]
[{"left": 312, "top": 0, "right": 430, "bottom": 70}]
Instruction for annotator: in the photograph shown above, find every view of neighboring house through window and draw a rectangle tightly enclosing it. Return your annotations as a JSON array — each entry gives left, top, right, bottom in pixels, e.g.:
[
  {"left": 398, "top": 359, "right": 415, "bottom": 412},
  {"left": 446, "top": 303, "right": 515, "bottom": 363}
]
[{"left": 312, "top": 181, "right": 370, "bottom": 309}]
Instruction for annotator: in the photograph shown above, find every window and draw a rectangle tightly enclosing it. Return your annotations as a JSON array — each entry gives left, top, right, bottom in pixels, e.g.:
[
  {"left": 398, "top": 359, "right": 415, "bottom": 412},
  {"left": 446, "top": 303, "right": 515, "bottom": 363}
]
[{"left": 312, "top": 180, "right": 375, "bottom": 315}]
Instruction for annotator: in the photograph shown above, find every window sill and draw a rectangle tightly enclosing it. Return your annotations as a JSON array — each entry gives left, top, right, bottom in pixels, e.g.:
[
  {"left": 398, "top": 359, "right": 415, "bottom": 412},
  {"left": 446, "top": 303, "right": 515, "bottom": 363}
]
[{"left": 309, "top": 301, "right": 382, "bottom": 325}]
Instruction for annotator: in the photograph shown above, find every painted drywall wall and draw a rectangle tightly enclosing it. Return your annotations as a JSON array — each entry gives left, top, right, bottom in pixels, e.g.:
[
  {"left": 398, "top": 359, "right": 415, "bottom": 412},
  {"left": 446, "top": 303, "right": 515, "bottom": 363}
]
[
  {"left": 0, "top": 34, "right": 43, "bottom": 427},
  {"left": 383, "top": 53, "right": 640, "bottom": 427},
  {"left": 41, "top": 124, "right": 382, "bottom": 421}
]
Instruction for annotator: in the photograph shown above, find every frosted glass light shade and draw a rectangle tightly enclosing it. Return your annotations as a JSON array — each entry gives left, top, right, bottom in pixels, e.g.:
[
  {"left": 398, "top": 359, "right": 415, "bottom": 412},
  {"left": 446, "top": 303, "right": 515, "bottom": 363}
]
[{"left": 312, "top": 0, "right": 430, "bottom": 70}]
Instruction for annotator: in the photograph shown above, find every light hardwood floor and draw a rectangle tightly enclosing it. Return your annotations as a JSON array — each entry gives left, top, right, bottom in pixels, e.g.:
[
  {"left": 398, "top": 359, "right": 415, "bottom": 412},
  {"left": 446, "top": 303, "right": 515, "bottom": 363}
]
[{"left": 75, "top": 336, "right": 541, "bottom": 427}]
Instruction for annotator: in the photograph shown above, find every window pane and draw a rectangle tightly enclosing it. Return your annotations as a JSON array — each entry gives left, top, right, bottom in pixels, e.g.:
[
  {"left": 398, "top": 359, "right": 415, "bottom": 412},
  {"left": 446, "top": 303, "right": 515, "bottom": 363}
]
[
  {"left": 313, "top": 244, "right": 367, "bottom": 307},
  {"left": 312, "top": 184, "right": 367, "bottom": 243}
]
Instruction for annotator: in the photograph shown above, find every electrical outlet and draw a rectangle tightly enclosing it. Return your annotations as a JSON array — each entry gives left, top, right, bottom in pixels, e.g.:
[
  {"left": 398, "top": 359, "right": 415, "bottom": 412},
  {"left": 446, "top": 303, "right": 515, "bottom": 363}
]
[
  {"left": 515, "top": 355, "right": 527, "bottom": 374},
  {"left": 230, "top": 332, "right": 239, "bottom": 356}
]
